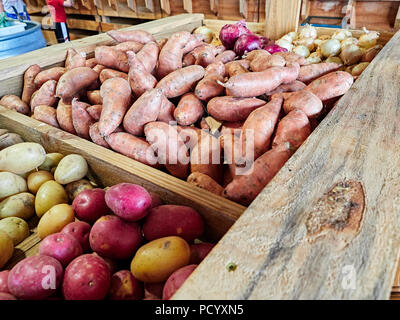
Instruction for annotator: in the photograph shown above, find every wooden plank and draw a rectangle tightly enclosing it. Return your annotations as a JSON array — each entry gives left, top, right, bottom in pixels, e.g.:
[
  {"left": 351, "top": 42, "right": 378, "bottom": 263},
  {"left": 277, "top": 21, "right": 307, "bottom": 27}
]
[
  {"left": 174, "top": 30, "right": 400, "bottom": 300},
  {"left": 183, "top": 0, "right": 193, "bottom": 13},
  {"left": 127, "top": 0, "right": 137, "bottom": 11},
  {"left": 396, "top": 4, "right": 400, "bottom": 29},
  {"left": 0, "top": 14, "right": 204, "bottom": 97},
  {"left": 264, "top": 0, "right": 302, "bottom": 39},
  {"left": 67, "top": 18, "right": 101, "bottom": 31}
]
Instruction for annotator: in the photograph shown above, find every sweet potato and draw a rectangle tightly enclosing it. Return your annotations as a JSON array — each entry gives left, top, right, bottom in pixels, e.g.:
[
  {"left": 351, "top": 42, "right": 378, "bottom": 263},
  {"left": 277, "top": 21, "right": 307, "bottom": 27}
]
[
  {"left": 187, "top": 172, "right": 224, "bottom": 196},
  {"left": 207, "top": 96, "right": 266, "bottom": 122},
  {"left": 0, "top": 95, "right": 29, "bottom": 114},
  {"left": 221, "top": 62, "right": 300, "bottom": 98},
  {"left": 266, "top": 80, "right": 306, "bottom": 95},
  {"left": 71, "top": 99, "right": 95, "bottom": 139},
  {"left": 107, "top": 29, "right": 155, "bottom": 44},
  {"left": 246, "top": 49, "right": 270, "bottom": 62},
  {"left": 157, "top": 38, "right": 168, "bottom": 50},
  {"left": 194, "top": 62, "right": 225, "bottom": 101},
  {"left": 127, "top": 51, "right": 157, "bottom": 97},
  {"left": 183, "top": 53, "right": 196, "bottom": 67},
  {"left": 56, "top": 67, "right": 98, "bottom": 102},
  {"left": 92, "top": 64, "right": 106, "bottom": 74},
  {"left": 86, "top": 104, "right": 102, "bottom": 121},
  {"left": 99, "top": 69, "right": 128, "bottom": 83},
  {"left": 156, "top": 65, "right": 205, "bottom": 99},
  {"left": 157, "top": 31, "right": 193, "bottom": 79},
  {"left": 32, "top": 105, "right": 59, "bottom": 128},
  {"left": 22, "top": 64, "right": 41, "bottom": 104},
  {"left": 223, "top": 143, "right": 293, "bottom": 205},
  {"left": 280, "top": 90, "right": 323, "bottom": 118},
  {"left": 113, "top": 41, "right": 144, "bottom": 53},
  {"left": 361, "top": 45, "right": 382, "bottom": 63},
  {"left": 144, "top": 122, "right": 189, "bottom": 178},
  {"left": 225, "top": 60, "right": 249, "bottom": 77},
  {"left": 182, "top": 34, "right": 204, "bottom": 54},
  {"left": 31, "top": 80, "right": 58, "bottom": 111},
  {"left": 34, "top": 67, "right": 66, "bottom": 87},
  {"left": 250, "top": 54, "right": 286, "bottom": 72},
  {"left": 65, "top": 48, "right": 86, "bottom": 70},
  {"left": 297, "top": 62, "right": 342, "bottom": 83},
  {"left": 85, "top": 58, "right": 97, "bottom": 68},
  {"left": 86, "top": 90, "right": 102, "bottom": 105},
  {"left": 275, "top": 52, "right": 309, "bottom": 66},
  {"left": 137, "top": 41, "right": 160, "bottom": 74},
  {"left": 105, "top": 132, "right": 158, "bottom": 166},
  {"left": 94, "top": 46, "right": 129, "bottom": 73},
  {"left": 305, "top": 71, "right": 354, "bottom": 102},
  {"left": 89, "top": 122, "right": 122, "bottom": 148},
  {"left": 56, "top": 100, "right": 76, "bottom": 134},
  {"left": 241, "top": 97, "right": 282, "bottom": 160},
  {"left": 176, "top": 126, "right": 201, "bottom": 149},
  {"left": 174, "top": 93, "right": 204, "bottom": 126},
  {"left": 99, "top": 77, "right": 132, "bottom": 136},
  {"left": 157, "top": 95, "right": 175, "bottom": 124},
  {"left": 193, "top": 45, "right": 217, "bottom": 67},
  {"left": 214, "top": 50, "right": 236, "bottom": 64},
  {"left": 123, "top": 88, "right": 163, "bottom": 136},
  {"left": 272, "top": 109, "right": 311, "bottom": 150}
]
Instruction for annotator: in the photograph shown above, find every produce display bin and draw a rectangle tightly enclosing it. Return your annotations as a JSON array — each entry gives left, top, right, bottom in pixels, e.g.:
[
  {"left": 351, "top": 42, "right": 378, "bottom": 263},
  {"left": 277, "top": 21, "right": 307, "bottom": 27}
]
[{"left": 0, "top": 13, "right": 400, "bottom": 300}]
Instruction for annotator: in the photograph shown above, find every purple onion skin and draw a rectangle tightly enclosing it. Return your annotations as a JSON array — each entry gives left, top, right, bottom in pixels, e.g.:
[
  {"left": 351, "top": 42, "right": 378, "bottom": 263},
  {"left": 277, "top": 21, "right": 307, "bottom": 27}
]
[
  {"left": 219, "top": 20, "right": 253, "bottom": 50},
  {"left": 263, "top": 44, "right": 288, "bottom": 54},
  {"left": 234, "top": 34, "right": 261, "bottom": 57}
]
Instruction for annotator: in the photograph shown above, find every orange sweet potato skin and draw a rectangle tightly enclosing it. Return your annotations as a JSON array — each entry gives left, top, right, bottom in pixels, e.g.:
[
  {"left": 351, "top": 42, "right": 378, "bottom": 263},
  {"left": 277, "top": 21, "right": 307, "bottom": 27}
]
[
  {"left": 72, "top": 99, "right": 95, "bottom": 139},
  {"left": 250, "top": 54, "right": 286, "bottom": 72},
  {"left": 214, "top": 50, "right": 236, "bottom": 64},
  {"left": 266, "top": 80, "right": 306, "bottom": 95},
  {"left": 56, "top": 67, "right": 98, "bottom": 102},
  {"left": 86, "top": 90, "right": 102, "bottom": 105},
  {"left": 22, "top": 64, "right": 41, "bottom": 104},
  {"left": 89, "top": 122, "right": 122, "bottom": 148},
  {"left": 31, "top": 80, "right": 58, "bottom": 111},
  {"left": 137, "top": 41, "right": 160, "bottom": 74},
  {"left": 297, "top": 62, "right": 341, "bottom": 83},
  {"left": 127, "top": 51, "right": 157, "bottom": 98},
  {"left": 174, "top": 93, "right": 204, "bottom": 126},
  {"left": 113, "top": 41, "right": 144, "bottom": 53},
  {"left": 194, "top": 62, "right": 225, "bottom": 101},
  {"left": 99, "top": 69, "right": 128, "bottom": 83},
  {"left": 0, "top": 95, "right": 30, "bottom": 114},
  {"left": 275, "top": 52, "right": 309, "bottom": 66},
  {"left": 187, "top": 172, "right": 224, "bottom": 196},
  {"left": 32, "top": 105, "right": 59, "bottom": 128},
  {"left": 56, "top": 100, "right": 76, "bottom": 134},
  {"left": 225, "top": 60, "right": 249, "bottom": 77},
  {"left": 86, "top": 104, "right": 102, "bottom": 121},
  {"left": 86, "top": 58, "right": 98, "bottom": 68},
  {"left": 280, "top": 90, "right": 323, "bottom": 118},
  {"left": 34, "top": 67, "right": 66, "bottom": 87},
  {"left": 157, "top": 95, "right": 175, "bottom": 124},
  {"left": 94, "top": 46, "right": 129, "bottom": 73},
  {"left": 65, "top": 48, "right": 86, "bottom": 70}
]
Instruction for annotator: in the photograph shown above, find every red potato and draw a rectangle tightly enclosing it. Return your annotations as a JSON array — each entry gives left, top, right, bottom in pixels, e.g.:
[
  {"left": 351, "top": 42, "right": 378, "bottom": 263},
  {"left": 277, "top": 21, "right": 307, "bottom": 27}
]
[
  {"left": 0, "top": 270, "right": 10, "bottom": 293},
  {"left": 143, "top": 205, "right": 204, "bottom": 242},
  {"left": 32, "top": 105, "right": 59, "bottom": 128},
  {"left": 94, "top": 46, "right": 129, "bottom": 73},
  {"left": 56, "top": 100, "right": 76, "bottom": 134},
  {"left": 275, "top": 51, "right": 309, "bottom": 66},
  {"left": 109, "top": 270, "right": 143, "bottom": 300},
  {"left": 89, "top": 215, "right": 142, "bottom": 259},
  {"left": 22, "top": 64, "right": 41, "bottom": 104},
  {"left": 99, "top": 77, "right": 132, "bottom": 136},
  {"left": 0, "top": 292, "right": 16, "bottom": 300},
  {"left": 113, "top": 41, "right": 144, "bottom": 53},
  {"left": 250, "top": 54, "right": 286, "bottom": 72},
  {"left": 105, "top": 132, "right": 159, "bottom": 167},
  {"left": 144, "top": 282, "right": 164, "bottom": 300},
  {"left": 99, "top": 68, "right": 128, "bottom": 83},
  {"left": 157, "top": 31, "right": 193, "bottom": 78},
  {"left": 72, "top": 188, "right": 109, "bottom": 223},
  {"left": 305, "top": 71, "right": 354, "bottom": 102},
  {"left": 72, "top": 98, "right": 95, "bottom": 139},
  {"left": 223, "top": 143, "right": 294, "bottom": 205},
  {"left": 225, "top": 60, "right": 249, "bottom": 77},
  {"left": 127, "top": 51, "right": 157, "bottom": 97},
  {"left": 86, "top": 104, "right": 102, "bottom": 121},
  {"left": 105, "top": 183, "right": 152, "bottom": 222},
  {"left": 266, "top": 80, "right": 306, "bottom": 95},
  {"left": 65, "top": 48, "right": 86, "bottom": 70},
  {"left": 123, "top": 88, "right": 163, "bottom": 136},
  {"left": 297, "top": 62, "right": 342, "bottom": 83},
  {"left": 272, "top": 109, "right": 311, "bottom": 150},
  {"left": 220, "top": 62, "right": 300, "bottom": 98},
  {"left": 0, "top": 95, "right": 29, "bottom": 114},
  {"left": 61, "top": 221, "right": 91, "bottom": 252},
  {"left": 144, "top": 122, "right": 189, "bottom": 179},
  {"left": 241, "top": 96, "right": 282, "bottom": 160},
  {"left": 174, "top": 93, "right": 204, "bottom": 126},
  {"left": 56, "top": 67, "right": 98, "bottom": 101},
  {"left": 157, "top": 95, "right": 175, "bottom": 123},
  {"left": 107, "top": 29, "right": 155, "bottom": 44},
  {"left": 94, "top": 253, "right": 117, "bottom": 274},
  {"left": 214, "top": 50, "right": 236, "bottom": 64},
  {"left": 8, "top": 255, "right": 63, "bottom": 300},
  {"left": 194, "top": 61, "right": 225, "bottom": 101},
  {"left": 63, "top": 254, "right": 111, "bottom": 300},
  {"left": 30, "top": 79, "right": 57, "bottom": 111},
  {"left": 34, "top": 67, "right": 66, "bottom": 87},
  {"left": 187, "top": 172, "right": 224, "bottom": 196},
  {"left": 156, "top": 65, "right": 205, "bottom": 99},
  {"left": 190, "top": 243, "right": 215, "bottom": 264},
  {"left": 280, "top": 90, "right": 323, "bottom": 118},
  {"left": 207, "top": 96, "right": 266, "bottom": 122},
  {"left": 39, "top": 232, "right": 82, "bottom": 267},
  {"left": 162, "top": 264, "right": 197, "bottom": 300},
  {"left": 86, "top": 58, "right": 97, "bottom": 68},
  {"left": 137, "top": 41, "right": 160, "bottom": 74}
]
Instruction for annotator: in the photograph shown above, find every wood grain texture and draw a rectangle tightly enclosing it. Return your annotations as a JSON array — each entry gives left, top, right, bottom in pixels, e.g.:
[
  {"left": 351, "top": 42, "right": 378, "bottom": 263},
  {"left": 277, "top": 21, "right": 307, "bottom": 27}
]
[{"left": 174, "top": 30, "right": 400, "bottom": 300}]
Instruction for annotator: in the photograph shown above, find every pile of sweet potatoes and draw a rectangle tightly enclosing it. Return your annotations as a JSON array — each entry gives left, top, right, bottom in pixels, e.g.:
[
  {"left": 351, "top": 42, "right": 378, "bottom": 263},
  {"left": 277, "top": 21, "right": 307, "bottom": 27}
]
[{"left": 0, "top": 27, "right": 354, "bottom": 206}]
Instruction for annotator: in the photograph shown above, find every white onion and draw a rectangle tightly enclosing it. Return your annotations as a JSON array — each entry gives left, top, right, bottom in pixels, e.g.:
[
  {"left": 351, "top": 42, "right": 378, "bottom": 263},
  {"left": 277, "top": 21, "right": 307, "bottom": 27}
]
[
  {"left": 287, "top": 32, "right": 298, "bottom": 40},
  {"left": 294, "top": 37, "right": 315, "bottom": 51},
  {"left": 341, "top": 37, "right": 358, "bottom": 50},
  {"left": 351, "top": 62, "right": 370, "bottom": 76},
  {"left": 321, "top": 39, "right": 341, "bottom": 57},
  {"left": 276, "top": 39, "right": 293, "bottom": 52},
  {"left": 299, "top": 24, "right": 317, "bottom": 39},
  {"left": 307, "top": 52, "right": 322, "bottom": 64},
  {"left": 193, "top": 26, "right": 215, "bottom": 43},
  {"left": 340, "top": 44, "right": 363, "bottom": 65},
  {"left": 332, "top": 29, "right": 352, "bottom": 41},
  {"left": 359, "top": 27, "right": 380, "bottom": 49},
  {"left": 314, "top": 39, "right": 323, "bottom": 47},
  {"left": 281, "top": 34, "right": 294, "bottom": 43},
  {"left": 293, "top": 45, "right": 310, "bottom": 58},
  {"left": 325, "top": 56, "right": 343, "bottom": 64}
]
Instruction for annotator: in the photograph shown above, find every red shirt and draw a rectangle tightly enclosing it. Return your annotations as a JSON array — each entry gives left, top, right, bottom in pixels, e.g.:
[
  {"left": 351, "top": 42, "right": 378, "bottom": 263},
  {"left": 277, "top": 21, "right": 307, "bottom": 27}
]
[{"left": 47, "top": 0, "right": 67, "bottom": 23}]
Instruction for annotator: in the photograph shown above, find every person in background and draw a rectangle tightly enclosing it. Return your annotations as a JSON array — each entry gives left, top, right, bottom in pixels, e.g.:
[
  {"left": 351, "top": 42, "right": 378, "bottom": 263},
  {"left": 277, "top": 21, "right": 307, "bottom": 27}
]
[
  {"left": 0, "top": 0, "right": 31, "bottom": 20},
  {"left": 45, "top": 0, "right": 73, "bottom": 43}
]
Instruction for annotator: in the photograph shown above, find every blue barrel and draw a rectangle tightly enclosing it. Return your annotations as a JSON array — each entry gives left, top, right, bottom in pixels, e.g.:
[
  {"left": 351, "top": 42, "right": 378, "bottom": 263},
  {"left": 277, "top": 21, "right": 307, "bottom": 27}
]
[{"left": 0, "top": 21, "right": 46, "bottom": 60}]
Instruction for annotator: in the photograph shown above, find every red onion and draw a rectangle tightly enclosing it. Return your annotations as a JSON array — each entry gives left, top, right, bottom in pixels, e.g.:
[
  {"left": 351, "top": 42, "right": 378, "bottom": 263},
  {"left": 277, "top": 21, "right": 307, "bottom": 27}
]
[
  {"left": 263, "top": 44, "right": 288, "bottom": 54},
  {"left": 234, "top": 34, "right": 261, "bottom": 57},
  {"left": 219, "top": 20, "right": 253, "bottom": 50}
]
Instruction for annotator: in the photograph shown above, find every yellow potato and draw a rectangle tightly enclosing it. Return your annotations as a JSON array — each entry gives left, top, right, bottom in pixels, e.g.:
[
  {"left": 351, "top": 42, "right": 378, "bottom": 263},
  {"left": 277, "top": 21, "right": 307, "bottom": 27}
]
[
  {"left": 0, "top": 172, "right": 27, "bottom": 200},
  {"left": 65, "top": 179, "right": 93, "bottom": 201},
  {"left": 0, "top": 217, "right": 30, "bottom": 245},
  {"left": 38, "top": 153, "right": 64, "bottom": 171},
  {"left": 35, "top": 180, "right": 68, "bottom": 218},
  {"left": 27, "top": 170, "right": 54, "bottom": 194},
  {"left": 0, "top": 142, "right": 46, "bottom": 174},
  {"left": 0, "top": 231, "right": 13, "bottom": 268},
  {"left": 0, "top": 192, "right": 35, "bottom": 220},
  {"left": 0, "top": 133, "right": 24, "bottom": 151},
  {"left": 54, "top": 154, "right": 88, "bottom": 185},
  {"left": 131, "top": 236, "right": 190, "bottom": 283},
  {"left": 37, "top": 204, "right": 75, "bottom": 239}
]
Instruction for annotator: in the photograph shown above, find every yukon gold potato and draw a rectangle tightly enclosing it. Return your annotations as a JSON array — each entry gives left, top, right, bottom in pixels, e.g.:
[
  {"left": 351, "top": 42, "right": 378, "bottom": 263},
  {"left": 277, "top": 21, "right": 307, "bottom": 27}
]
[
  {"left": 0, "top": 142, "right": 46, "bottom": 174},
  {"left": 0, "top": 217, "right": 30, "bottom": 245},
  {"left": 54, "top": 154, "right": 88, "bottom": 185},
  {"left": 37, "top": 203, "right": 75, "bottom": 239},
  {"left": 0, "top": 231, "right": 13, "bottom": 268},
  {"left": 0, "top": 193, "right": 35, "bottom": 220},
  {"left": 131, "top": 236, "right": 190, "bottom": 283},
  {"left": 27, "top": 170, "right": 54, "bottom": 194},
  {"left": 65, "top": 179, "right": 93, "bottom": 201},
  {"left": 0, "top": 172, "right": 27, "bottom": 200},
  {"left": 35, "top": 180, "right": 68, "bottom": 218},
  {"left": 38, "top": 153, "right": 64, "bottom": 171}
]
